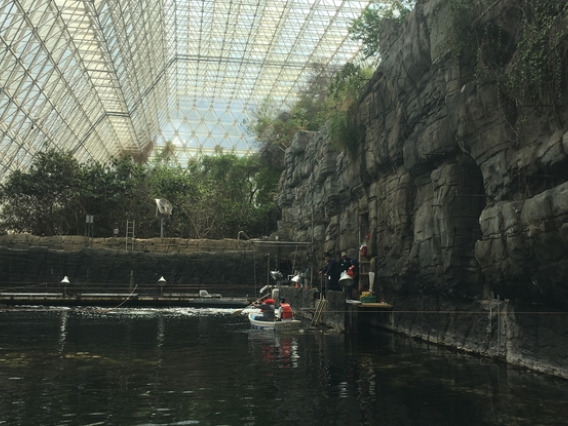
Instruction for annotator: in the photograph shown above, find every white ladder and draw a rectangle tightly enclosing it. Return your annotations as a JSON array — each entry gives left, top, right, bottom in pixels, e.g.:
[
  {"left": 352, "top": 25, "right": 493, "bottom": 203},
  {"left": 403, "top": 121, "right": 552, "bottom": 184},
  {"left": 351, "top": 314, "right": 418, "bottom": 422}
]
[{"left": 312, "top": 297, "right": 327, "bottom": 326}]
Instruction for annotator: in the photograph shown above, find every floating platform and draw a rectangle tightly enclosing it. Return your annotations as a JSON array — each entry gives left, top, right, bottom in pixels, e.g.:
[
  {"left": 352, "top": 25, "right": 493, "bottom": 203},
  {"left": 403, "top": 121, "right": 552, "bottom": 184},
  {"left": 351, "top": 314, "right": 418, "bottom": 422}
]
[
  {"left": 357, "top": 301, "right": 393, "bottom": 310},
  {"left": 0, "top": 291, "right": 249, "bottom": 309},
  {"left": 346, "top": 299, "right": 393, "bottom": 310},
  {"left": 344, "top": 299, "right": 394, "bottom": 332}
]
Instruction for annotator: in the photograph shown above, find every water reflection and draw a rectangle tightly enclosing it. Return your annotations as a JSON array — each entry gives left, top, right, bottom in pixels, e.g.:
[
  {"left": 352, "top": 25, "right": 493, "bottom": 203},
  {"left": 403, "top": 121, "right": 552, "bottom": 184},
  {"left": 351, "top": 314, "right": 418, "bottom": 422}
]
[
  {"left": 1, "top": 306, "right": 568, "bottom": 425},
  {"left": 58, "top": 309, "right": 68, "bottom": 353},
  {"left": 248, "top": 330, "right": 299, "bottom": 368}
]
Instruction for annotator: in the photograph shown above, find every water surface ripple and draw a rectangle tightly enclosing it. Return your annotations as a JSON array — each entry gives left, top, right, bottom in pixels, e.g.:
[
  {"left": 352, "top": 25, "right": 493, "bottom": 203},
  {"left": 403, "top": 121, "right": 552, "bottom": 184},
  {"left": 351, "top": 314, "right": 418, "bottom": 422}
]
[{"left": 1, "top": 306, "right": 567, "bottom": 425}]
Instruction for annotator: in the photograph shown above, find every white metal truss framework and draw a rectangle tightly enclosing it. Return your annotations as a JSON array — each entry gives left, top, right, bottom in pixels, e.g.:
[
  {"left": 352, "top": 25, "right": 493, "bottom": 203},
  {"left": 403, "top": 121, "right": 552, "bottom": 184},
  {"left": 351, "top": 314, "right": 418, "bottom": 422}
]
[{"left": 0, "top": 0, "right": 372, "bottom": 176}]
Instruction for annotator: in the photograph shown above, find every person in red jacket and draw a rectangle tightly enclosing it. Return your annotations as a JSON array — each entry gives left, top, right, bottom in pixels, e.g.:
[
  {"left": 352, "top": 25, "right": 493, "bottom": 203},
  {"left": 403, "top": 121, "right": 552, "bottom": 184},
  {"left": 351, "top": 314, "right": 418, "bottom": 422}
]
[{"left": 277, "top": 298, "right": 293, "bottom": 320}]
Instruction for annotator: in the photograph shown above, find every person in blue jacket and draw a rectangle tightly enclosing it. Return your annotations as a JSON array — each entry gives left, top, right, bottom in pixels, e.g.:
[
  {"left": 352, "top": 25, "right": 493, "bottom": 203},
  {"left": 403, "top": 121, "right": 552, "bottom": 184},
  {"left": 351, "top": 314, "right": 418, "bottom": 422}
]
[{"left": 320, "top": 252, "right": 341, "bottom": 292}]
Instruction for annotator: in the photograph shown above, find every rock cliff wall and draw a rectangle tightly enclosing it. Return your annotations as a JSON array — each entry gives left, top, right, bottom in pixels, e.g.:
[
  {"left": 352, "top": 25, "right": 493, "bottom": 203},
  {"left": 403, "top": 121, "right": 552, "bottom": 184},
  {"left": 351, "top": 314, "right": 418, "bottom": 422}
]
[{"left": 277, "top": 0, "right": 568, "bottom": 378}]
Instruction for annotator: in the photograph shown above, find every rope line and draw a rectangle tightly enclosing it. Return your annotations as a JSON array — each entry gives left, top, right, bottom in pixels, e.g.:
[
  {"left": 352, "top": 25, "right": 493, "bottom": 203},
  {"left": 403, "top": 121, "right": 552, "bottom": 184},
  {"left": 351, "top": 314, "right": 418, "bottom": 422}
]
[
  {"left": 113, "top": 284, "right": 138, "bottom": 309},
  {"left": 318, "top": 309, "right": 568, "bottom": 315}
]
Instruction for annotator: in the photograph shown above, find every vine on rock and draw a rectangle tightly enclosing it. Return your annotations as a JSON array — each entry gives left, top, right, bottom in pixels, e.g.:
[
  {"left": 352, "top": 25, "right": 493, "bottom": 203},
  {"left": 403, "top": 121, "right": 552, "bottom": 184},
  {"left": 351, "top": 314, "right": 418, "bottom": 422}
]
[
  {"left": 504, "top": 0, "right": 568, "bottom": 111},
  {"left": 445, "top": 0, "right": 568, "bottom": 114}
]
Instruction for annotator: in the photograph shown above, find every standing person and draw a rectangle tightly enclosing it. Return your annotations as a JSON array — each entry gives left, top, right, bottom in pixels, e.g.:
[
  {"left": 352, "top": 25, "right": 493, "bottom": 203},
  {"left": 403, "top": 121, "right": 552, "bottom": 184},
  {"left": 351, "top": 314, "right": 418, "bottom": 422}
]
[
  {"left": 320, "top": 252, "right": 341, "bottom": 292},
  {"left": 340, "top": 251, "right": 359, "bottom": 299}
]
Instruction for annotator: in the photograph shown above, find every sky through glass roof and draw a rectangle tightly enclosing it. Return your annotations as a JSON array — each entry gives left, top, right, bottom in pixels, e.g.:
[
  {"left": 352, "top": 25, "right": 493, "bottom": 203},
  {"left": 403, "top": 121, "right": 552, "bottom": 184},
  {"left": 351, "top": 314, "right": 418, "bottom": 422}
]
[{"left": 0, "top": 0, "right": 372, "bottom": 177}]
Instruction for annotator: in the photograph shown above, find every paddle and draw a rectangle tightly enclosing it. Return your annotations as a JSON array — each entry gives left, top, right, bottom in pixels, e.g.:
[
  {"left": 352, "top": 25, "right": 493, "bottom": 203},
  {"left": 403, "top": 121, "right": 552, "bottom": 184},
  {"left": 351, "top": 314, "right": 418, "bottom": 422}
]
[{"left": 232, "top": 296, "right": 265, "bottom": 316}]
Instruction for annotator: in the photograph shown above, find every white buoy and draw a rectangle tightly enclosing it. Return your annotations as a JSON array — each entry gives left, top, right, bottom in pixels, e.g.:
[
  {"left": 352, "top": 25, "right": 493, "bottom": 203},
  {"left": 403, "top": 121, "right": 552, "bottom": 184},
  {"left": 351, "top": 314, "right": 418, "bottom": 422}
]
[{"left": 338, "top": 271, "right": 354, "bottom": 287}]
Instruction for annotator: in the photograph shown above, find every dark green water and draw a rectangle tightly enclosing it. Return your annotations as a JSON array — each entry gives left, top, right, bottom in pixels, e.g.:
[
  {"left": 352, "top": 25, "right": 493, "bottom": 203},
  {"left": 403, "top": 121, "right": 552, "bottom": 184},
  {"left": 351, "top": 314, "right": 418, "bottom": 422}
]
[{"left": 1, "top": 306, "right": 567, "bottom": 426}]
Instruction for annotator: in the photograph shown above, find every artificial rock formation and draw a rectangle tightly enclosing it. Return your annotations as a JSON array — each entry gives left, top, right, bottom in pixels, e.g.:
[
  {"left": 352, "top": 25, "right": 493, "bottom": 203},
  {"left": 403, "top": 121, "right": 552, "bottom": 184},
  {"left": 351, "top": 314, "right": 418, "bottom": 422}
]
[{"left": 277, "top": 0, "right": 568, "bottom": 377}]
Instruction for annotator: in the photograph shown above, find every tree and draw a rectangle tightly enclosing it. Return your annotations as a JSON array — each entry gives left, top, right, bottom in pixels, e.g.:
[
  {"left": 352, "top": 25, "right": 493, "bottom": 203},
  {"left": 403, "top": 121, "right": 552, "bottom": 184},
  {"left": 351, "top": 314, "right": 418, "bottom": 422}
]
[
  {"left": 69, "top": 159, "right": 117, "bottom": 235},
  {"left": 0, "top": 149, "right": 81, "bottom": 235},
  {"left": 186, "top": 154, "right": 280, "bottom": 238},
  {"left": 293, "top": 63, "right": 337, "bottom": 131},
  {"left": 349, "top": 1, "right": 416, "bottom": 58},
  {"left": 329, "top": 62, "right": 374, "bottom": 108},
  {"left": 72, "top": 157, "right": 146, "bottom": 237},
  {"left": 145, "top": 162, "right": 199, "bottom": 238},
  {"left": 0, "top": 147, "right": 281, "bottom": 239}
]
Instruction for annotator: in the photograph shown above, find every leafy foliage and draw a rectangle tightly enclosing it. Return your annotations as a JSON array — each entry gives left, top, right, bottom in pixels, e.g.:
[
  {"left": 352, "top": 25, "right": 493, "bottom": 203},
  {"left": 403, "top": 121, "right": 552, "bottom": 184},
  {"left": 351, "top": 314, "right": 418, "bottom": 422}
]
[
  {"left": 249, "top": 100, "right": 301, "bottom": 170},
  {"left": 503, "top": 0, "right": 568, "bottom": 107},
  {"left": 249, "top": 62, "right": 373, "bottom": 162},
  {"left": 328, "top": 110, "right": 364, "bottom": 155},
  {"left": 329, "top": 63, "right": 374, "bottom": 109},
  {"left": 349, "top": 1, "right": 416, "bottom": 58},
  {"left": 442, "top": 0, "right": 568, "bottom": 113},
  {"left": 0, "top": 150, "right": 82, "bottom": 235},
  {"left": 250, "top": 63, "right": 338, "bottom": 166},
  {"left": 443, "top": 0, "right": 481, "bottom": 62},
  {"left": 248, "top": 2, "right": 415, "bottom": 160},
  {"left": 0, "top": 149, "right": 280, "bottom": 239}
]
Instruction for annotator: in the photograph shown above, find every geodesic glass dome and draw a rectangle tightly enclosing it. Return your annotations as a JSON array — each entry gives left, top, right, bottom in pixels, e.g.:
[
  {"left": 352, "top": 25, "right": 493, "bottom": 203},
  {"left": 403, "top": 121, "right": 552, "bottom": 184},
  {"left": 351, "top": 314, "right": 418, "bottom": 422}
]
[{"left": 0, "top": 0, "right": 372, "bottom": 178}]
